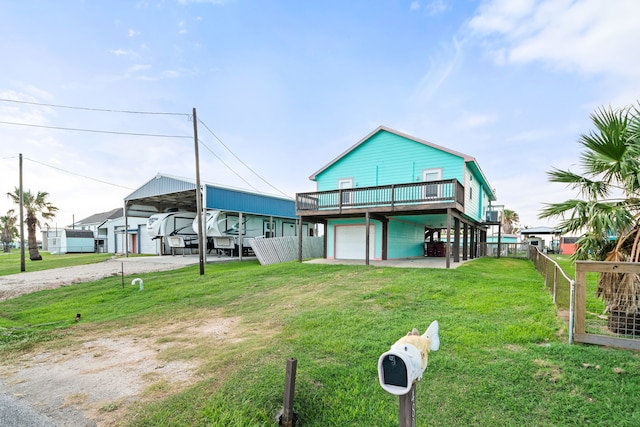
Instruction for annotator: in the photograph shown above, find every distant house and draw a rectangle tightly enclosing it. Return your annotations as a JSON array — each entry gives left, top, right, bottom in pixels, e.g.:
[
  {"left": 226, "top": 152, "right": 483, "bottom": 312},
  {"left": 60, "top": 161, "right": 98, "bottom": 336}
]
[
  {"left": 486, "top": 234, "right": 518, "bottom": 244},
  {"left": 97, "top": 215, "right": 150, "bottom": 254},
  {"left": 296, "top": 126, "right": 496, "bottom": 267},
  {"left": 47, "top": 229, "right": 95, "bottom": 254},
  {"left": 559, "top": 236, "right": 578, "bottom": 255},
  {"left": 58, "top": 208, "right": 148, "bottom": 254},
  {"left": 72, "top": 208, "right": 123, "bottom": 232},
  {"left": 520, "top": 226, "right": 562, "bottom": 253}
]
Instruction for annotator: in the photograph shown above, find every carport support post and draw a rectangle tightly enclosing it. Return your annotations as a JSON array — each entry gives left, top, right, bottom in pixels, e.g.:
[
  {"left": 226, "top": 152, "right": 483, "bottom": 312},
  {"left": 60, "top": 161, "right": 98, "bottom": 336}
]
[
  {"left": 238, "top": 212, "right": 243, "bottom": 261},
  {"left": 124, "top": 201, "right": 129, "bottom": 258}
]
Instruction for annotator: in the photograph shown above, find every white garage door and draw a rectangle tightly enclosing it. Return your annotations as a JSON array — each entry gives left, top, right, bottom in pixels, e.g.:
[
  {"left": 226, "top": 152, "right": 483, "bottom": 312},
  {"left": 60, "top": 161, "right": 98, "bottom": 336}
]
[{"left": 335, "top": 225, "right": 375, "bottom": 260}]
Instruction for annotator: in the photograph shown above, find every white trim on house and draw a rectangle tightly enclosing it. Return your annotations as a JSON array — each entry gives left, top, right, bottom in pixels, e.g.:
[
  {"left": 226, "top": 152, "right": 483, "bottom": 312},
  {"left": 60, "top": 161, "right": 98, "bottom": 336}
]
[
  {"left": 338, "top": 178, "right": 353, "bottom": 205},
  {"left": 422, "top": 168, "right": 442, "bottom": 199}
]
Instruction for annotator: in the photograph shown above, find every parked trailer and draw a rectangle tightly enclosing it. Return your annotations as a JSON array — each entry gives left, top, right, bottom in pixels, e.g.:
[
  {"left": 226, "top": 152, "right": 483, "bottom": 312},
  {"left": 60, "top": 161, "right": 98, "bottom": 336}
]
[
  {"left": 146, "top": 211, "right": 197, "bottom": 255},
  {"left": 193, "top": 210, "right": 310, "bottom": 253}
]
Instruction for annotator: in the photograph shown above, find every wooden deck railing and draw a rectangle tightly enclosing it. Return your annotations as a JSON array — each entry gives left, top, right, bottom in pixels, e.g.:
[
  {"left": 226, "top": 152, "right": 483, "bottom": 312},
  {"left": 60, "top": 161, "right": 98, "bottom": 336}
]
[{"left": 296, "top": 179, "right": 464, "bottom": 212}]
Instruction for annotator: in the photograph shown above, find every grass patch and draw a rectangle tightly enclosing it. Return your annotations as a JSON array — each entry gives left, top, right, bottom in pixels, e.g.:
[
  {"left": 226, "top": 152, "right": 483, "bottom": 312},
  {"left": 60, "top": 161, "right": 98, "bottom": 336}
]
[
  {"left": 0, "top": 252, "right": 114, "bottom": 276},
  {"left": 1, "top": 258, "right": 640, "bottom": 426}
]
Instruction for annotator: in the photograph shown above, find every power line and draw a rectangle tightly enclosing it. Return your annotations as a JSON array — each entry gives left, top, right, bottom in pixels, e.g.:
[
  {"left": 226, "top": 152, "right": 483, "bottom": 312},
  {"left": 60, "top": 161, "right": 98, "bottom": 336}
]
[
  {"left": 0, "top": 120, "right": 192, "bottom": 139},
  {"left": 0, "top": 97, "right": 290, "bottom": 197},
  {"left": 197, "top": 139, "right": 262, "bottom": 193},
  {"left": 197, "top": 118, "right": 291, "bottom": 198},
  {"left": 24, "top": 157, "right": 135, "bottom": 190},
  {"left": 0, "top": 97, "right": 188, "bottom": 116}
]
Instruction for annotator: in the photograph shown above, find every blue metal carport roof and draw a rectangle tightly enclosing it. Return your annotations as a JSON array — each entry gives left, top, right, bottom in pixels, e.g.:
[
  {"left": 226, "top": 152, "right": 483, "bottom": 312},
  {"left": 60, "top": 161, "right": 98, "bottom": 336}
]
[{"left": 124, "top": 173, "right": 296, "bottom": 218}]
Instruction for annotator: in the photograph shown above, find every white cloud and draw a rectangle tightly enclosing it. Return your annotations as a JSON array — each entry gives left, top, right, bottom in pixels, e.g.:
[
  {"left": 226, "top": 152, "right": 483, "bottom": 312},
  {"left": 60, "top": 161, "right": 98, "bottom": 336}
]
[
  {"left": 109, "top": 49, "right": 130, "bottom": 56},
  {"left": 178, "top": 20, "right": 188, "bottom": 35},
  {"left": 426, "top": 0, "right": 448, "bottom": 15},
  {"left": 468, "top": 0, "right": 640, "bottom": 80},
  {"left": 412, "top": 37, "right": 463, "bottom": 105},
  {"left": 458, "top": 112, "right": 497, "bottom": 129},
  {"left": 128, "top": 64, "right": 152, "bottom": 72},
  {"left": 162, "top": 67, "right": 197, "bottom": 79},
  {"left": 128, "top": 29, "right": 140, "bottom": 37},
  {"left": 469, "top": 0, "right": 536, "bottom": 35},
  {"left": 0, "top": 89, "right": 54, "bottom": 126},
  {"left": 411, "top": 0, "right": 448, "bottom": 15}
]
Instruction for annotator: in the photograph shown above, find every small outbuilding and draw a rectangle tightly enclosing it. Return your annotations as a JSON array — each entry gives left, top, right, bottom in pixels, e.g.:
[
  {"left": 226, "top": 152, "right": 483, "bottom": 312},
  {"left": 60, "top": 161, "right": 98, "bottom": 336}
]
[{"left": 47, "top": 229, "right": 95, "bottom": 254}]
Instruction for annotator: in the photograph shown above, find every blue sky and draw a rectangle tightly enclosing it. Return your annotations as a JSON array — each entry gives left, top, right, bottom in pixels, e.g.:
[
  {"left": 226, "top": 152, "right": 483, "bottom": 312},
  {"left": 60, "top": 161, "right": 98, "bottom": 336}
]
[{"left": 1, "top": 0, "right": 639, "bottom": 231}]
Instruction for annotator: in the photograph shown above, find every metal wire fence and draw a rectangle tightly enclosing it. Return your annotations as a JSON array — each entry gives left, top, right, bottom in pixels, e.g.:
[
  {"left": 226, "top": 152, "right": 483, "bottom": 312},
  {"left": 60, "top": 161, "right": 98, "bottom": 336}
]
[
  {"left": 528, "top": 247, "right": 640, "bottom": 350},
  {"left": 528, "top": 246, "right": 574, "bottom": 310},
  {"left": 574, "top": 261, "right": 640, "bottom": 351}
]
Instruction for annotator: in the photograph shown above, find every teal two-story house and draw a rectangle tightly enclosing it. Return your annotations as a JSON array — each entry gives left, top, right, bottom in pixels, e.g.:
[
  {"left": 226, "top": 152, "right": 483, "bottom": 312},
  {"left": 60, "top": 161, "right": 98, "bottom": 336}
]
[{"left": 295, "top": 126, "right": 497, "bottom": 268}]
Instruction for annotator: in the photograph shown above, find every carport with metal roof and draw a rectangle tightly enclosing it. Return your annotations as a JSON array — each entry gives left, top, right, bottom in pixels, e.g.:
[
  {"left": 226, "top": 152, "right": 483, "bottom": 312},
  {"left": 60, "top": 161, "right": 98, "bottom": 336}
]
[
  {"left": 122, "top": 173, "right": 301, "bottom": 257},
  {"left": 124, "top": 173, "right": 299, "bottom": 218}
]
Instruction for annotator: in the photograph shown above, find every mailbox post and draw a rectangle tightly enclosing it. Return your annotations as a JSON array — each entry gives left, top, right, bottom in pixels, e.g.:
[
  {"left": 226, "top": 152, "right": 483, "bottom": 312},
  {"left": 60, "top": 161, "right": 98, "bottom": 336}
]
[
  {"left": 378, "top": 321, "right": 439, "bottom": 427},
  {"left": 398, "top": 383, "right": 417, "bottom": 427}
]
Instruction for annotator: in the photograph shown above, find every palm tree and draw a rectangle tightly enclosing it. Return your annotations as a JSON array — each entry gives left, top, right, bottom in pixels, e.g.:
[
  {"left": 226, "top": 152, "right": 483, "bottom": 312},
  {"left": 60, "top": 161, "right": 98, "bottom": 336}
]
[
  {"left": 539, "top": 105, "right": 640, "bottom": 260},
  {"left": 6, "top": 188, "right": 58, "bottom": 261},
  {"left": 540, "top": 104, "right": 640, "bottom": 334},
  {"left": 0, "top": 209, "right": 18, "bottom": 252},
  {"left": 500, "top": 209, "right": 519, "bottom": 234}
]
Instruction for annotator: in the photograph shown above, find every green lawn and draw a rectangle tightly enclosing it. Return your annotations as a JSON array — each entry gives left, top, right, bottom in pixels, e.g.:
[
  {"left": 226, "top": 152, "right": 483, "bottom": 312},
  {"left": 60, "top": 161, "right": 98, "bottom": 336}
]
[
  {"left": 1, "top": 257, "right": 639, "bottom": 426},
  {"left": 0, "top": 251, "right": 113, "bottom": 276}
]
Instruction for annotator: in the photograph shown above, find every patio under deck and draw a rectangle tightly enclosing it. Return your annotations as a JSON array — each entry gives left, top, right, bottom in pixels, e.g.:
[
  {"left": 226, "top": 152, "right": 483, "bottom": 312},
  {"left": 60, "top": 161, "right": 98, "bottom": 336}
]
[{"left": 304, "top": 256, "right": 471, "bottom": 269}]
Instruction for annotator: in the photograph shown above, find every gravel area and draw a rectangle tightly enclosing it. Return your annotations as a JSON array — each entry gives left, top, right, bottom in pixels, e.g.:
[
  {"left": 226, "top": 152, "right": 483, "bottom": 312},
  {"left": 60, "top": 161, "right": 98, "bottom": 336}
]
[
  {"left": 0, "top": 256, "right": 199, "bottom": 302},
  {"left": 0, "top": 255, "right": 205, "bottom": 426}
]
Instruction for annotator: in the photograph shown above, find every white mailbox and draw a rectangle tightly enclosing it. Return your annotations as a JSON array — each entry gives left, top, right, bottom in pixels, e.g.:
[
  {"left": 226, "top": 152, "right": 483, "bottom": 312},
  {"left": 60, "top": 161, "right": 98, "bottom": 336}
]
[{"left": 378, "top": 320, "right": 439, "bottom": 395}]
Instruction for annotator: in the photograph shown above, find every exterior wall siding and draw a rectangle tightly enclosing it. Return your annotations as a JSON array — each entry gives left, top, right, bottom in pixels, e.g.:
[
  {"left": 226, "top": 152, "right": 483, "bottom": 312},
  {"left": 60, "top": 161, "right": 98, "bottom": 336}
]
[
  {"left": 387, "top": 219, "right": 425, "bottom": 258},
  {"left": 66, "top": 237, "right": 95, "bottom": 253},
  {"left": 206, "top": 186, "right": 296, "bottom": 218},
  {"left": 315, "top": 131, "right": 465, "bottom": 191},
  {"left": 464, "top": 165, "right": 483, "bottom": 221}
]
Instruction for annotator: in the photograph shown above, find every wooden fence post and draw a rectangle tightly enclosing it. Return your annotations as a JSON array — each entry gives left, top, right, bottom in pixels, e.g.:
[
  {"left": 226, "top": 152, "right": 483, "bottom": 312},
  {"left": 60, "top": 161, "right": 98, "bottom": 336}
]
[{"left": 280, "top": 358, "right": 298, "bottom": 427}]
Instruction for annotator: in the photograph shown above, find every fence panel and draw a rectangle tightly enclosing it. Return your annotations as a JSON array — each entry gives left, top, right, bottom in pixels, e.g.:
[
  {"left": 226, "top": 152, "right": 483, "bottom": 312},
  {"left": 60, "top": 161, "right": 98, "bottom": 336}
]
[
  {"left": 482, "top": 243, "right": 529, "bottom": 259},
  {"left": 528, "top": 247, "right": 573, "bottom": 310},
  {"left": 573, "top": 261, "right": 640, "bottom": 351},
  {"left": 248, "top": 236, "right": 324, "bottom": 266}
]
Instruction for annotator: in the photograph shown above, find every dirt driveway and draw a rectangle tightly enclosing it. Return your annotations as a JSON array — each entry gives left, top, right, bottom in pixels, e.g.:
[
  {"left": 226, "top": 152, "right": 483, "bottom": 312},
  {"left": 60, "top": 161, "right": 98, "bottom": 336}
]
[
  {"left": 0, "top": 256, "right": 242, "bottom": 427},
  {"left": 0, "top": 256, "right": 200, "bottom": 302}
]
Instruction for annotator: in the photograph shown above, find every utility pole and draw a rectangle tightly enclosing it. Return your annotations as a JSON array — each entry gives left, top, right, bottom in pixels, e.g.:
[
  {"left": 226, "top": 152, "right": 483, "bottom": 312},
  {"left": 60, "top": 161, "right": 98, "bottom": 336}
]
[
  {"left": 193, "top": 108, "right": 205, "bottom": 275},
  {"left": 19, "top": 153, "right": 25, "bottom": 272}
]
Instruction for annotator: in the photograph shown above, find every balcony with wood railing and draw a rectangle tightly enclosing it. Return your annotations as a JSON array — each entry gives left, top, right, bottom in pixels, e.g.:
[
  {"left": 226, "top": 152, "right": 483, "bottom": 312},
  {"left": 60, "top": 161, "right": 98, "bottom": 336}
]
[{"left": 296, "top": 179, "right": 465, "bottom": 216}]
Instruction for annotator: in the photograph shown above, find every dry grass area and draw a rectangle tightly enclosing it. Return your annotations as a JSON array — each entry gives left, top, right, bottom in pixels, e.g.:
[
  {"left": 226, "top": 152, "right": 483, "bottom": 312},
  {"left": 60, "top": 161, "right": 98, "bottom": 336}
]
[{"left": 0, "top": 309, "right": 245, "bottom": 426}]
